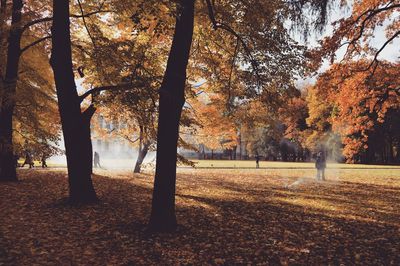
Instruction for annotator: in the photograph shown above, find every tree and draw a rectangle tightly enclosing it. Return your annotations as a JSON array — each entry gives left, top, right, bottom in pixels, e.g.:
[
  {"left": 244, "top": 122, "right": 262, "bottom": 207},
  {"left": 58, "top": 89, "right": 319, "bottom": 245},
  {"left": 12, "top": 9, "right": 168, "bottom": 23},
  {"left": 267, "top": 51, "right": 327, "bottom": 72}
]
[
  {"left": 313, "top": 0, "right": 400, "bottom": 72},
  {"left": 190, "top": 94, "right": 238, "bottom": 159},
  {"left": 144, "top": 0, "right": 323, "bottom": 232},
  {"left": 0, "top": 0, "right": 25, "bottom": 181},
  {"left": 0, "top": 0, "right": 66, "bottom": 181},
  {"left": 72, "top": 13, "right": 166, "bottom": 174},
  {"left": 306, "top": 61, "right": 400, "bottom": 163},
  {"left": 147, "top": 0, "right": 196, "bottom": 232},
  {"left": 327, "top": 62, "right": 400, "bottom": 163},
  {"left": 0, "top": 0, "right": 56, "bottom": 181},
  {"left": 279, "top": 94, "right": 311, "bottom": 161},
  {"left": 50, "top": 0, "right": 98, "bottom": 204},
  {"left": 13, "top": 40, "right": 61, "bottom": 161},
  {"left": 0, "top": 0, "right": 113, "bottom": 182}
]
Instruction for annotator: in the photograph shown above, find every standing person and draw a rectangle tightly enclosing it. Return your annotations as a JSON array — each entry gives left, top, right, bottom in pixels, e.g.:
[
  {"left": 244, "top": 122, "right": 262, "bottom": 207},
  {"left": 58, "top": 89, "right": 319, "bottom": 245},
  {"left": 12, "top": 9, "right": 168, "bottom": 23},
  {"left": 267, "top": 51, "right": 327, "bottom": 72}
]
[
  {"left": 21, "top": 150, "right": 34, "bottom": 168},
  {"left": 315, "top": 151, "right": 326, "bottom": 181},
  {"left": 255, "top": 154, "right": 260, "bottom": 169},
  {"left": 41, "top": 153, "right": 48, "bottom": 168},
  {"left": 94, "top": 151, "right": 101, "bottom": 168}
]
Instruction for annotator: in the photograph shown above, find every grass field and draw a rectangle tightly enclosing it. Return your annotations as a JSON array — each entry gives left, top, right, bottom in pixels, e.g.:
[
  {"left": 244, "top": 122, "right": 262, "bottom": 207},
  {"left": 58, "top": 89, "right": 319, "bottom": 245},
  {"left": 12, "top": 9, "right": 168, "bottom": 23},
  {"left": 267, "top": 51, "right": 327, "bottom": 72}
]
[
  {"left": 186, "top": 159, "right": 400, "bottom": 169},
  {"left": 1, "top": 165, "right": 399, "bottom": 264},
  {"left": 18, "top": 158, "right": 400, "bottom": 170}
]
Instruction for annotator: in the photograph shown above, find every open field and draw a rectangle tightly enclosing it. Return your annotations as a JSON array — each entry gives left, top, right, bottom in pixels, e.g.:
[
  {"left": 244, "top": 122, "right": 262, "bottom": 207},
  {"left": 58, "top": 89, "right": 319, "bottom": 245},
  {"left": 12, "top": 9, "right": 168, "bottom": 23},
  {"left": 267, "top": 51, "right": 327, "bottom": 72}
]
[
  {"left": 1, "top": 166, "right": 400, "bottom": 265},
  {"left": 18, "top": 158, "right": 400, "bottom": 170},
  {"left": 187, "top": 159, "right": 400, "bottom": 169}
]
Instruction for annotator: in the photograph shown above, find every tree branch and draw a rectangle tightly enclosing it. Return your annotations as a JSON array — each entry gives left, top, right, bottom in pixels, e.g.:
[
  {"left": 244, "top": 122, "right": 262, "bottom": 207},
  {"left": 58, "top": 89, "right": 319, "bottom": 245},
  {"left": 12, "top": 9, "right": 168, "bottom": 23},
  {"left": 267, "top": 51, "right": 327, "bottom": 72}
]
[
  {"left": 21, "top": 9, "right": 113, "bottom": 33},
  {"left": 342, "top": 3, "right": 400, "bottom": 60},
  {"left": 77, "top": 0, "right": 96, "bottom": 46},
  {"left": 204, "top": 0, "right": 262, "bottom": 85},
  {"left": 79, "top": 82, "right": 145, "bottom": 103},
  {"left": 227, "top": 38, "right": 240, "bottom": 105},
  {"left": 367, "top": 30, "right": 400, "bottom": 70},
  {"left": 20, "top": 35, "right": 52, "bottom": 54}
]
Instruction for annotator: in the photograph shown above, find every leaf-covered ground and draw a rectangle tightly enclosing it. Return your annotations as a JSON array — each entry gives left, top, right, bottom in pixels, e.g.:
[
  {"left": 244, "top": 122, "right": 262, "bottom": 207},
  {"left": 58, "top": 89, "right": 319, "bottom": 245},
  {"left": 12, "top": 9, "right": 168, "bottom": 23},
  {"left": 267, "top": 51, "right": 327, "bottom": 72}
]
[{"left": 1, "top": 167, "right": 399, "bottom": 265}]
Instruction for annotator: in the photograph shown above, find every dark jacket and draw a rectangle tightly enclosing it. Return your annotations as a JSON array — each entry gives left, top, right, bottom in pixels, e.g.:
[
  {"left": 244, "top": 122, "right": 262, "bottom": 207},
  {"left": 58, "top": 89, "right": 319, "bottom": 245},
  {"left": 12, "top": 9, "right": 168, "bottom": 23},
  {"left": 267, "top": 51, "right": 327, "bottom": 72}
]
[{"left": 315, "top": 154, "right": 326, "bottom": 169}]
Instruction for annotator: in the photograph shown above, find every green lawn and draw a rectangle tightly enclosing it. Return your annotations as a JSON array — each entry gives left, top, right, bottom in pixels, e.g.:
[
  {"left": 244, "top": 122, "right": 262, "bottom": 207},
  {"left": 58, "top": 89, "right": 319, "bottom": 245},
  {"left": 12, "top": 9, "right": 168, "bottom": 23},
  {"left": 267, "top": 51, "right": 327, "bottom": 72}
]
[{"left": 185, "top": 159, "right": 400, "bottom": 169}]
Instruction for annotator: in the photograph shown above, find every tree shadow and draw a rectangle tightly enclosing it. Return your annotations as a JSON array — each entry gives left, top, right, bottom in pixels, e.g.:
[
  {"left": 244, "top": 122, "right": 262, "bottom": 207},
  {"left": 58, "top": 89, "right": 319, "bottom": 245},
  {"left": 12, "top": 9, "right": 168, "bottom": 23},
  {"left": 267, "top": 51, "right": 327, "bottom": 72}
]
[{"left": 1, "top": 170, "right": 399, "bottom": 265}]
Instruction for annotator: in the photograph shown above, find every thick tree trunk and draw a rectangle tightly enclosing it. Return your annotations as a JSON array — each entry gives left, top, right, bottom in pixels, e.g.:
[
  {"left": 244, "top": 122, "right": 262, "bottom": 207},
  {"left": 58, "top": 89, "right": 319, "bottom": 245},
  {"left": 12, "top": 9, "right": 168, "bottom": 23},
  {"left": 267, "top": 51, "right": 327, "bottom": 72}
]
[
  {"left": 0, "top": 0, "right": 22, "bottom": 182},
  {"left": 50, "top": 0, "right": 97, "bottom": 204},
  {"left": 147, "top": 0, "right": 195, "bottom": 232}
]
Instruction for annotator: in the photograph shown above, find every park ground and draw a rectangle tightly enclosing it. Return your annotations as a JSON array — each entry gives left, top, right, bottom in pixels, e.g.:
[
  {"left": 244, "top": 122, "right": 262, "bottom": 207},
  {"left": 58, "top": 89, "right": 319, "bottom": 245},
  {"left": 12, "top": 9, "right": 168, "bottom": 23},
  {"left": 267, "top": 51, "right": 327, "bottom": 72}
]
[{"left": 1, "top": 162, "right": 400, "bottom": 265}]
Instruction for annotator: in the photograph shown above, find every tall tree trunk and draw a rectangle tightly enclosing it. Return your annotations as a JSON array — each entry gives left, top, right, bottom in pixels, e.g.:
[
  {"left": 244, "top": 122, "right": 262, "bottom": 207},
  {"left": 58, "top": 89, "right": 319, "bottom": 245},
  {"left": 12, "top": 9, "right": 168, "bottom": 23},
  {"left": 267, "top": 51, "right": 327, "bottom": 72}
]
[
  {"left": 0, "top": 0, "right": 22, "bottom": 182},
  {"left": 133, "top": 127, "right": 150, "bottom": 173},
  {"left": 147, "top": 0, "right": 195, "bottom": 232},
  {"left": 0, "top": 0, "right": 6, "bottom": 12},
  {"left": 50, "top": 0, "right": 97, "bottom": 204}
]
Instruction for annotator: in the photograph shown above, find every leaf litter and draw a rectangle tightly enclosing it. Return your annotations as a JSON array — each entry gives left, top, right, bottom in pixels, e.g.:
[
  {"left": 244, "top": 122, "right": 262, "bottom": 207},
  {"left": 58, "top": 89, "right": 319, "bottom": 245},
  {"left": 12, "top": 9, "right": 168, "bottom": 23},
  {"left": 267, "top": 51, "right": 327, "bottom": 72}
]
[{"left": 0, "top": 167, "right": 399, "bottom": 265}]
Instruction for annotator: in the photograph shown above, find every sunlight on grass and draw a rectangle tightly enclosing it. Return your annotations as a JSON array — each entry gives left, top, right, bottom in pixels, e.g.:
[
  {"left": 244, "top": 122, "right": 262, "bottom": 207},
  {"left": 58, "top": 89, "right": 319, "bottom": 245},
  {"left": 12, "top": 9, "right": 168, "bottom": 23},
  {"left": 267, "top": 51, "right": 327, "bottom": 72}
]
[{"left": 188, "top": 160, "right": 400, "bottom": 169}]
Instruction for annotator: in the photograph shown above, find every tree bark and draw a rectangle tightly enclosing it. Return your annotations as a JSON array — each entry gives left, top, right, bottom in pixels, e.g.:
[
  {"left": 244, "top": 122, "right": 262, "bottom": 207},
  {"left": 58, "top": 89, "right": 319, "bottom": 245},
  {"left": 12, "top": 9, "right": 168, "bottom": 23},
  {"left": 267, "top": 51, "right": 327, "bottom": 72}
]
[
  {"left": 147, "top": 0, "right": 195, "bottom": 232},
  {"left": 0, "top": 0, "right": 22, "bottom": 182},
  {"left": 134, "top": 143, "right": 150, "bottom": 173},
  {"left": 0, "top": 0, "right": 6, "bottom": 12},
  {"left": 133, "top": 127, "right": 150, "bottom": 173},
  {"left": 50, "top": 0, "right": 97, "bottom": 204}
]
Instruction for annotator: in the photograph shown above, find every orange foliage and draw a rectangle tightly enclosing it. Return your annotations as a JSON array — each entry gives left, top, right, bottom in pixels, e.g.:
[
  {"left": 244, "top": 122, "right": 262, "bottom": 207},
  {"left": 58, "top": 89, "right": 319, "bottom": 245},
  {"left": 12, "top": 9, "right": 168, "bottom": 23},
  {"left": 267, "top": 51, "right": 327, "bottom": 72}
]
[{"left": 309, "top": 61, "right": 400, "bottom": 162}]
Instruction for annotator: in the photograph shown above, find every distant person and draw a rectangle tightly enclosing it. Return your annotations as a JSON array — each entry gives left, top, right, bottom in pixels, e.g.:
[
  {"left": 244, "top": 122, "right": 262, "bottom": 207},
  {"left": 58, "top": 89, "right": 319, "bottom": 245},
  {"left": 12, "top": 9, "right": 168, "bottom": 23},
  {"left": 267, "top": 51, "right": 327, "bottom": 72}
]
[
  {"left": 41, "top": 153, "right": 48, "bottom": 168},
  {"left": 94, "top": 151, "right": 101, "bottom": 168},
  {"left": 255, "top": 155, "right": 260, "bottom": 169},
  {"left": 21, "top": 150, "right": 34, "bottom": 168},
  {"left": 315, "top": 151, "right": 326, "bottom": 181}
]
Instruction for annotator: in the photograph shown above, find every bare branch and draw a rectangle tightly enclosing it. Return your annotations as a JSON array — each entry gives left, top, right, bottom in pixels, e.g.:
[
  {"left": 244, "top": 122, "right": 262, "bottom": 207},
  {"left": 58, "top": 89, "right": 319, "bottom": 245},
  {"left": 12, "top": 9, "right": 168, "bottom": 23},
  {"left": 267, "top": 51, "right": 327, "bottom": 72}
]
[
  {"left": 342, "top": 3, "right": 400, "bottom": 60},
  {"left": 77, "top": 0, "right": 96, "bottom": 46},
  {"left": 21, "top": 17, "right": 53, "bottom": 33},
  {"left": 227, "top": 38, "right": 240, "bottom": 103},
  {"left": 21, "top": 9, "right": 113, "bottom": 33},
  {"left": 123, "top": 135, "right": 140, "bottom": 144},
  {"left": 109, "top": 129, "right": 140, "bottom": 144},
  {"left": 204, "top": 0, "right": 262, "bottom": 85},
  {"left": 20, "top": 35, "right": 51, "bottom": 53},
  {"left": 367, "top": 30, "right": 400, "bottom": 70},
  {"left": 79, "top": 82, "right": 145, "bottom": 103}
]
